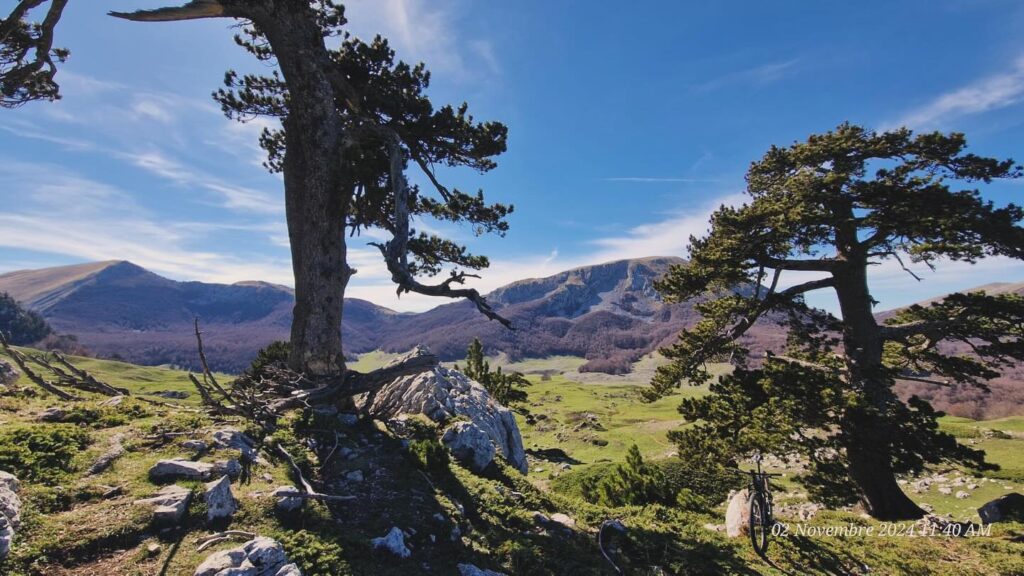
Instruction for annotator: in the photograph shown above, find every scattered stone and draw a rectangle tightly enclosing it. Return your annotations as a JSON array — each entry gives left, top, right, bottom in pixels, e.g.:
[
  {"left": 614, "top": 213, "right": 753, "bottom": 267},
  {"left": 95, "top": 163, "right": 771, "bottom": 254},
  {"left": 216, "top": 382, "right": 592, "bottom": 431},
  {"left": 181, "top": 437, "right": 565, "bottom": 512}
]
[
  {"left": 101, "top": 485, "right": 124, "bottom": 499},
  {"left": 967, "top": 483, "right": 979, "bottom": 490},
  {"left": 134, "top": 485, "right": 192, "bottom": 525},
  {"left": 0, "top": 516, "right": 13, "bottom": 560},
  {"left": 442, "top": 421, "right": 497, "bottom": 473},
  {"left": 371, "top": 526, "right": 411, "bottom": 558},
  {"left": 212, "top": 459, "right": 243, "bottom": 479},
  {"left": 955, "top": 491, "right": 970, "bottom": 500},
  {"left": 345, "top": 470, "right": 364, "bottom": 483},
  {"left": 0, "top": 359, "right": 19, "bottom": 386},
  {"left": 978, "top": 492, "right": 1024, "bottom": 524},
  {"left": 272, "top": 486, "right": 304, "bottom": 513},
  {"left": 458, "top": 564, "right": 507, "bottom": 576},
  {"left": 357, "top": 347, "right": 528, "bottom": 473},
  {"left": 193, "top": 536, "right": 299, "bottom": 576},
  {"left": 183, "top": 440, "right": 209, "bottom": 452},
  {"left": 725, "top": 489, "right": 750, "bottom": 538},
  {"left": 212, "top": 428, "right": 258, "bottom": 460},
  {"left": 549, "top": 513, "right": 576, "bottom": 529},
  {"left": 149, "top": 459, "right": 215, "bottom": 481},
  {"left": 151, "top": 390, "right": 190, "bottom": 399},
  {"left": 38, "top": 407, "right": 66, "bottom": 422},
  {"left": 937, "top": 486, "right": 952, "bottom": 495},
  {"left": 0, "top": 472, "right": 18, "bottom": 493},
  {"left": 262, "top": 473, "right": 274, "bottom": 483},
  {"left": 0, "top": 485, "right": 21, "bottom": 531},
  {"left": 0, "top": 471, "right": 20, "bottom": 561},
  {"left": 99, "top": 395, "right": 125, "bottom": 407},
  {"left": 86, "top": 433, "right": 126, "bottom": 476},
  {"left": 531, "top": 511, "right": 550, "bottom": 526},
  {"left": 204, "top": 475, "right": 237, "bottom": 522},
  {"left": 146, "top": 543, "right": 162, "bottom": 557}
]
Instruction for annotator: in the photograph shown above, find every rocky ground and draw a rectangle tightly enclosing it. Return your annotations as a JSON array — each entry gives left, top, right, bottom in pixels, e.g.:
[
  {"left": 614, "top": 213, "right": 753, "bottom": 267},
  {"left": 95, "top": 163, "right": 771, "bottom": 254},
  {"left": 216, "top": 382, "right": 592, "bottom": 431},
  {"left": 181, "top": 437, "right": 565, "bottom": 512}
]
[{"left": 1, "top": 348, "right": 1023, "bottom": 575}]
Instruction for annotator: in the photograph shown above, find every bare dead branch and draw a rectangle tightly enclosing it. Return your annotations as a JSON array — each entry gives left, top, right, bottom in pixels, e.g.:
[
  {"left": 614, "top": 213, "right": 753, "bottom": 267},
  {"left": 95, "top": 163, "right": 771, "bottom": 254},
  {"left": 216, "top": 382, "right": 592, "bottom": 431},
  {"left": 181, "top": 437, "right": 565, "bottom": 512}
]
[
  {"left": 108, "top": 0, "right": 227, "bottom": 22},
  {"left": 370, "top": 129, "right": 512, "bottom": 328},
  {"left": 0, "top": 332, "right": 77, "bottom": 400},
  {"left": 50, "top": 351, "right": 128, "bottom": 396}
]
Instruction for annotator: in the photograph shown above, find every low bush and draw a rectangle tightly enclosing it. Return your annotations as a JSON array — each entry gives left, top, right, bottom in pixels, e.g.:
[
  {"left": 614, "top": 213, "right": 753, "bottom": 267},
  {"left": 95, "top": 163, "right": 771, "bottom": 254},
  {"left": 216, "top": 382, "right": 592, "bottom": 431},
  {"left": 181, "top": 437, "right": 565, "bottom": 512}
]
[
  {"left": 0, "top": 424, "right": 92, "bottom": 484},
  {"left": 552, "top": 448, "right": 742, "bottom": 511},
  {"left": 278, "top": 529, "right": 352, "bottom": 576}
]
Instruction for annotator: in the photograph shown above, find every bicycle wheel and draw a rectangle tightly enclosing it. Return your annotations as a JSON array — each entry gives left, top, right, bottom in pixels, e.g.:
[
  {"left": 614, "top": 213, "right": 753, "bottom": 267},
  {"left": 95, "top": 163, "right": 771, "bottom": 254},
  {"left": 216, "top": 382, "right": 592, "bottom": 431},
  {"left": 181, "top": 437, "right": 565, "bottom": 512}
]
[{"left": 749, "top": 491, "right": 769, "bottom": 556}]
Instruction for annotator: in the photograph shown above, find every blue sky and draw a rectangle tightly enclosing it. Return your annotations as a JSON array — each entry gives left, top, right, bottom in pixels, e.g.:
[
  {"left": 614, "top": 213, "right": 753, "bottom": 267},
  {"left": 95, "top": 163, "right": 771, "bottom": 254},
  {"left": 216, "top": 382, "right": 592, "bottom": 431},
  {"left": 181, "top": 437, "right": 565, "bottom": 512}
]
[{"left": 2, "top": 0, "right": 1023, "bottom": 313}]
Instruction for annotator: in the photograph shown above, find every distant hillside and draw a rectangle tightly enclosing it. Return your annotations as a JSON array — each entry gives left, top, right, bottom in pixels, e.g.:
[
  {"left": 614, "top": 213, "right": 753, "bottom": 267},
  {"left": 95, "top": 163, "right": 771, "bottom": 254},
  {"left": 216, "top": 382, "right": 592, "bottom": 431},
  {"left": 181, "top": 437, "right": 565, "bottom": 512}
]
[
  {"left": 0, "top": 258, "right": 787, "bottom": 374},
  {"left": 878, "top": 282, "right": 1024, "bottom": 419},
  {"left": 2, "top": 258, "right": 1019, "bottom": 418},
  {"left": 0, "top": 261, "right": 397, "bottom": 372},
  {"left": 373, "top": 257, "right": 783, "bottom": 371}
]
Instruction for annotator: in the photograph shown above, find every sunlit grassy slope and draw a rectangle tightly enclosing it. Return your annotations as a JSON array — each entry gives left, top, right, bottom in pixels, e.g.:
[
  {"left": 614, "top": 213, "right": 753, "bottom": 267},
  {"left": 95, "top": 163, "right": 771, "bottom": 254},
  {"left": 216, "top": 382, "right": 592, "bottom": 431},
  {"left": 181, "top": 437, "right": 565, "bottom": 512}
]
[{"left": 1, "top": 348, "right": 1020, "bottom": 574}]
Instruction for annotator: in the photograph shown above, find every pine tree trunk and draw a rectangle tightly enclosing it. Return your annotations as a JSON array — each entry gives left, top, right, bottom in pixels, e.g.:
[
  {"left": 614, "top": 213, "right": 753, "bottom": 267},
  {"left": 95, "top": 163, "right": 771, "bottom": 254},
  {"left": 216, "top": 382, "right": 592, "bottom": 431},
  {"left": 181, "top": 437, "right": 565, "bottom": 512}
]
[
  {"left": 257, "top": 6, "right": 351, "bottom": 378},
  {"left": 844, "top": 414, "right": 926, "bottom": 520},
  {"left": 833, "top": 262, "right": 925, "bottom": 520}
]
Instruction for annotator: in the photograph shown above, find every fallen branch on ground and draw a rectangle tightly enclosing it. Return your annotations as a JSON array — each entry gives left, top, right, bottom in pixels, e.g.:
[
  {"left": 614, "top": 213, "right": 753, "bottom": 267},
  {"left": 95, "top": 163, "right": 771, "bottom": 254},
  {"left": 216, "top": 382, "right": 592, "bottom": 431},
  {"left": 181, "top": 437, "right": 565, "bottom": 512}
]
[{"left": 0, "top": 332, "right": 78, "bottom": 400}]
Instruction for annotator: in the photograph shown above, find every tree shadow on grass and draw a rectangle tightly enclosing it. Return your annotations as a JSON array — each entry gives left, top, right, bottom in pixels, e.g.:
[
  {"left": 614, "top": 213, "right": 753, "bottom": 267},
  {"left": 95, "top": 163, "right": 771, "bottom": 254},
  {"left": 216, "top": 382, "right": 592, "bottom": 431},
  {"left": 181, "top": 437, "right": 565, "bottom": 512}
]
[{"left": 769, "top": 534, "right": 867, "bottom": 575}]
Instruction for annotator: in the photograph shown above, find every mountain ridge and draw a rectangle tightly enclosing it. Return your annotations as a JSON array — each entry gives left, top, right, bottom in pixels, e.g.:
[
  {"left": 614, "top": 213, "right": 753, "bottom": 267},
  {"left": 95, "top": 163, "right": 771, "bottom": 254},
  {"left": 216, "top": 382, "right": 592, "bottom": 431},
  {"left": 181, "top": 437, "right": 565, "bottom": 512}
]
[{"left": 1, "top": 259, "right": 1020, "bottom": 380}]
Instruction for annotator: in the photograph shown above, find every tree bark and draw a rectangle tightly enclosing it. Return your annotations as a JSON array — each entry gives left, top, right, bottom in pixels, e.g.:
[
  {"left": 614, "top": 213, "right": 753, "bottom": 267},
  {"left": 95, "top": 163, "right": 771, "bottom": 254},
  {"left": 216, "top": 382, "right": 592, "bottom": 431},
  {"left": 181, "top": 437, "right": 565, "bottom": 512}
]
[
  {"left": 844, "top": 412, "right": 926, "bottom": 520},
  {"left": 256, "top": 5, "right": 350, "bottom": 378},
  {"left": 833, "top": 261, "right": 925, "bottom": 520}
]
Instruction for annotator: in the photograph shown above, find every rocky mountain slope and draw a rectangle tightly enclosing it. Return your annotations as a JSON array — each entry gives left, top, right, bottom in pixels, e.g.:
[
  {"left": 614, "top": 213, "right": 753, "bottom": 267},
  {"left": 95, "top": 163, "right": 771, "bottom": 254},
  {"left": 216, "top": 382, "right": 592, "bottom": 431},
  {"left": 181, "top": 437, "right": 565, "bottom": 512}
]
[
  {"left": 0, "top": 258, "right": 785, "bottom": 373},
  {"left": 0, "top": 261, "right": 397, "bottom": 372}
]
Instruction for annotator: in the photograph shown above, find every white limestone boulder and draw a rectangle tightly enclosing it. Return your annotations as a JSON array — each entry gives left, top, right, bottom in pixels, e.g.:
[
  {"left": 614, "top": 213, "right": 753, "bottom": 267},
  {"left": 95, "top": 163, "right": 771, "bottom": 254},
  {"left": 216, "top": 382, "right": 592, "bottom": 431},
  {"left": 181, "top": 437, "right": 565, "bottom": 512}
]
[{"left": 358, "top": 347, "right": 527, "bottom": 473}]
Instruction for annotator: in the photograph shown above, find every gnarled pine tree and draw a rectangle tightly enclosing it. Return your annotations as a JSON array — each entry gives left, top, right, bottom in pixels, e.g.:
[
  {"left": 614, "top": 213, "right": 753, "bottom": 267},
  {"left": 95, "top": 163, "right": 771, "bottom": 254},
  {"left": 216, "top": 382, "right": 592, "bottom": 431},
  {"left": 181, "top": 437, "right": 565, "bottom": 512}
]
[
  {"left": 1, "top": 0, "right": 70, "bottom": 107},
  {"left": 111, "top": 1, "right": 514, "bottom": 379},
  {"left": 651, "top": 124, "right": 1024, "bottom": 520}
]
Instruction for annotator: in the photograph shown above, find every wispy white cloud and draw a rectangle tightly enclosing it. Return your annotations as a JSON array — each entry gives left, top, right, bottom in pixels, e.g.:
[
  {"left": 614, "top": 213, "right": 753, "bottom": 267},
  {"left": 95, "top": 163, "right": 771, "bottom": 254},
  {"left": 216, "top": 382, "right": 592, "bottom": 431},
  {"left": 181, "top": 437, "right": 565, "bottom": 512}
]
[
  {"left": 123, "top": 148, "right": 283, "bottom": 215},
  {"left": 588, "top": 193, "right": 747, "bottom": 262},
  {"left": 342, "top": 0, "right": 498, "bottom": 83},
  {"left": 0, "top": 162, "right": 294, "bottom": 285},
  {"left": 891, "top": 56, "right": 1024, "bottom": 129},
  {"left": 696, "top": 59, "right": 800, "bottom": 92}
]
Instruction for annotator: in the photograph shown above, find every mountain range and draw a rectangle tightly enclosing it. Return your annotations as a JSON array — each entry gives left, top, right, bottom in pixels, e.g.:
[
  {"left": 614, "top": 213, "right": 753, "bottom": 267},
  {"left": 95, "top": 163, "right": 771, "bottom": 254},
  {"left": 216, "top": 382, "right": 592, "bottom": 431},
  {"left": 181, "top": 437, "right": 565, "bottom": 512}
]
[
  {"left": 1, "top": 260, "right": 1021, "bottom": 419},
  {"left": 1, "top": 257, "right": 783, "bottom": 373}
]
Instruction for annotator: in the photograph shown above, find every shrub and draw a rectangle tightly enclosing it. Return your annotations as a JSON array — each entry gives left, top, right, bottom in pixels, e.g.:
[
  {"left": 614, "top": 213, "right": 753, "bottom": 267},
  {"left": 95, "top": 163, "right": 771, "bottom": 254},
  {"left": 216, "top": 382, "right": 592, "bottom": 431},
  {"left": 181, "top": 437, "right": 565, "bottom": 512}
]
[
  {"left": 278, "top": 529, "right": 351, "bottom": 575},
  {"left": 247, "top": 340, "right": 291, "bottom": 377},
  {"left": 0, "top": 424, "right": 91, "bottom": 484},
  {"left": 460, "top": 338, "right": 530, "bottom": 406},
  {"left": 552, "top": 448, "right": 742, "bottom": 511},
  {"left": 409, "top": 438, "right": 450, "bottom": 478}
]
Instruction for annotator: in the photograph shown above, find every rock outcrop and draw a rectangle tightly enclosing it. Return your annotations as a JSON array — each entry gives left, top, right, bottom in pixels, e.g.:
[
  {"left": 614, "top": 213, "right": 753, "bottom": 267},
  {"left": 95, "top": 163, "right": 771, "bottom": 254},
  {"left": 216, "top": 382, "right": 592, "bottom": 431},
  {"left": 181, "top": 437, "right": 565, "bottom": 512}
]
[
  {"left": 442, "top": 421, "right": 497, "bottom": 472},
  {"left": 272, "top": 486, "right": 304, "bottom": 513},
  {"left": 204, "top": 475, "right": 236, "bottom": 522},
  {"left": 149, "top": 458, "right": 241, "bottom": 482},
  {"left": 134, "top": 484, "right": 192, "bottom": 526},
  {"left": 212, "top": 428, "right": 258, "bottom": 460},
  {"left": 0, "top": 360, "right": 19, "bottom": 386},
  {"left": 724, "top": 489, "right": 750, "bottom": 538},
  {"left": 358, "top": 348, "right": 528, "bottom": 473},
  {"left": 0, "top": 471, "right": 21, "bottom": 560},
  {"left": 370, "top": 526, "right": 411, "bottom": 558},
  {"left": 193, "top": 536, "right": 300, "bottom": 576},
  {"left": 978, "top": 492, "right": 1024, "bottom": 524}
]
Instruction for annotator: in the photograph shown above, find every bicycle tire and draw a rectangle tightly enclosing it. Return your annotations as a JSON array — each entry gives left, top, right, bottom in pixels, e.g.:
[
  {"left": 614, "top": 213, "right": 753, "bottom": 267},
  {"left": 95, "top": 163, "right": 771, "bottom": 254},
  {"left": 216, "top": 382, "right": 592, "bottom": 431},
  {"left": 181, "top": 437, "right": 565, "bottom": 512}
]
[{"left": 749, "top": 491, "right": 769, "bottom": 556}]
